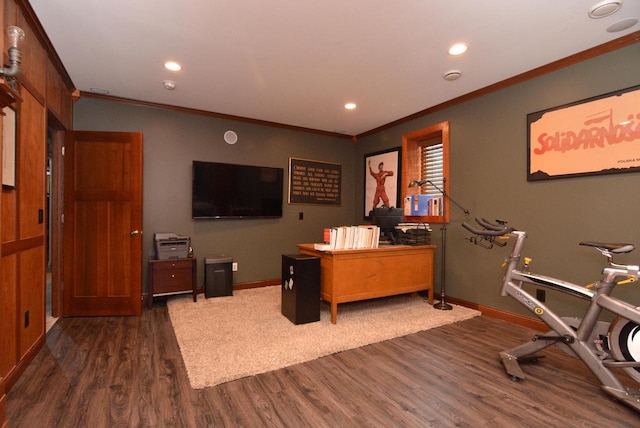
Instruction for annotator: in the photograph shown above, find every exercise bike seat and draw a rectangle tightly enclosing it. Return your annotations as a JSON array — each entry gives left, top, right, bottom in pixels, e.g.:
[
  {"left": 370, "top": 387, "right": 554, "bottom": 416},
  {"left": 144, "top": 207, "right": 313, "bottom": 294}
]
[{"left": 579, "top": 241, "right": 635, "bottom": 254}]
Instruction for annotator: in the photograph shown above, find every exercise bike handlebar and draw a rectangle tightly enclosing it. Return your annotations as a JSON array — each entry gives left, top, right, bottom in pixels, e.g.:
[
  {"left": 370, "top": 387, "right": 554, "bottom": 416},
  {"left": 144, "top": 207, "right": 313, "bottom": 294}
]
[{"left": 462, "top": 218, "right": 515, "bottom": 237}]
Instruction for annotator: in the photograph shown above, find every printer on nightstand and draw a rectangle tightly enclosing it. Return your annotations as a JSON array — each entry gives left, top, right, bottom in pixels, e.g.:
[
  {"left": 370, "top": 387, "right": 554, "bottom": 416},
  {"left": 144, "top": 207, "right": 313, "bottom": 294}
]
[{"left": 154, "top": 232, "right": 191, "bottom": 259}]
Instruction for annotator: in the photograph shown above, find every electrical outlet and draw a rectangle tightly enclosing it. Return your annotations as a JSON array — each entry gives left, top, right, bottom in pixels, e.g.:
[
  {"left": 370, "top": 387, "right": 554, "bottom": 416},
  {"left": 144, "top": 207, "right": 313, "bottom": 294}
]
[{"left": 232, "top": 262, "right": 238, "bottom": 272}]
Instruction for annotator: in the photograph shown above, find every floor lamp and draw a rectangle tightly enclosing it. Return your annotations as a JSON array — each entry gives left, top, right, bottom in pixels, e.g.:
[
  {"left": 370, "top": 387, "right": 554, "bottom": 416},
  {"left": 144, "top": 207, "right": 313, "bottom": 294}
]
[{"left": 408, "top": 178, "right": 469, "bottom": 310}]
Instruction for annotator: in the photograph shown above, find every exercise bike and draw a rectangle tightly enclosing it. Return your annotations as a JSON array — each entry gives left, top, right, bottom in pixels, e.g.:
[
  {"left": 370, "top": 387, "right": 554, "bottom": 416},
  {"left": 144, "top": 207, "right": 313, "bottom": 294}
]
[{"left": 462, "top": 218, "right": 640, "bottom": 412}]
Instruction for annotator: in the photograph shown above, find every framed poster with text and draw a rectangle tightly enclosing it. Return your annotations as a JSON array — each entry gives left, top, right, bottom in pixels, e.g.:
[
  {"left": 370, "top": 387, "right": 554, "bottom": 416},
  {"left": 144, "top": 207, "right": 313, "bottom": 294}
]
[
  {"left": 527, "top": 84, "right": 640, "bottom": 181},
  {"left": 288, "top": 158, "right": 341, "bottom": 206}
]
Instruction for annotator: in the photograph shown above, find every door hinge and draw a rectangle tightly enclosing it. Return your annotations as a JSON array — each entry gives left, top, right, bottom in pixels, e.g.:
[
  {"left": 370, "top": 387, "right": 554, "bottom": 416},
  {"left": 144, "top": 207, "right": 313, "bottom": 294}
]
[
  {"left": 61, "top": 213, "right": 64, "bottom": 224},
  {"left": 61, "top": 146, "right": 65, "bottom": 156}
]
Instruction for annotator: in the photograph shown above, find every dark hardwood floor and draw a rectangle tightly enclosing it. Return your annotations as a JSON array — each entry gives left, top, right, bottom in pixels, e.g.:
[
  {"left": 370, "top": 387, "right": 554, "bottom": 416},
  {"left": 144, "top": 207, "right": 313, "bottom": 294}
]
[{"left": 6, "top": 303, "right": 640, "bottom": 427}]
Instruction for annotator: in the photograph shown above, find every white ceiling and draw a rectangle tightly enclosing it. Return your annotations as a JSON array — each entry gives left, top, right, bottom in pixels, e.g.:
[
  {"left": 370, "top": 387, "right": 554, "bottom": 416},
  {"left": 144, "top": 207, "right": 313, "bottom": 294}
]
[{"left": 29, "top": 0, "right": 639, "bottom": 136}]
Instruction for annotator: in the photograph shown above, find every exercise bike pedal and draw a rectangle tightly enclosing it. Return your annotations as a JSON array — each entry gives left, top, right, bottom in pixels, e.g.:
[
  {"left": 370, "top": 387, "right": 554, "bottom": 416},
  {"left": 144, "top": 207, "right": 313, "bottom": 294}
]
[{"left": 499, "top": 352, "right": 545, "bottom": 382}]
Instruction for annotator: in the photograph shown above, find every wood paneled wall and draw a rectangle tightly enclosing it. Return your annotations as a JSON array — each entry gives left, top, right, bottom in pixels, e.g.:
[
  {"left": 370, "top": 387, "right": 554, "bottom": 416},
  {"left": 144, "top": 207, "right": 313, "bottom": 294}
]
[{"left": 0, "top": 1, "right": 75, "bottom": 426}]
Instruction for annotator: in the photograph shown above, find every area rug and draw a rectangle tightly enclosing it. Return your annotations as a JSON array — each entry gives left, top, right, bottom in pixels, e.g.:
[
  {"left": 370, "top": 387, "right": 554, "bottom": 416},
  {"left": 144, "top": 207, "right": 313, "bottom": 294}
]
[{"left": 167, "top": 286, "right": 481, "bottom": 389}]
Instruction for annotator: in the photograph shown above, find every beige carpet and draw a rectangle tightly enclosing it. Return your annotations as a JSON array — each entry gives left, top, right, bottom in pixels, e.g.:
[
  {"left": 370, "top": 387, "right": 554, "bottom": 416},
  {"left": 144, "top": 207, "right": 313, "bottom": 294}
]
[{"left": 167, "top": 286, "right": 481, "bottom": 389}]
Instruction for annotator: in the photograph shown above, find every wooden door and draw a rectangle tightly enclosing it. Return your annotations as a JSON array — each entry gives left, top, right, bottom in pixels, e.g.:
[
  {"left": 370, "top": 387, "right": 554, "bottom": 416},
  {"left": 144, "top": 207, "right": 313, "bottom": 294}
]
[{"left": 63, "top": 131, "right": 143, "bottom": 316}]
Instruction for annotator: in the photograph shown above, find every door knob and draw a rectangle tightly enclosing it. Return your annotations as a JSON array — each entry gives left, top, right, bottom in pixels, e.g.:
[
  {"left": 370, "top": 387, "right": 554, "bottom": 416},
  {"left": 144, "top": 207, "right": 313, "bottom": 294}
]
[{"left": 130, "top": 230, "right": 142, "bottom": 236}]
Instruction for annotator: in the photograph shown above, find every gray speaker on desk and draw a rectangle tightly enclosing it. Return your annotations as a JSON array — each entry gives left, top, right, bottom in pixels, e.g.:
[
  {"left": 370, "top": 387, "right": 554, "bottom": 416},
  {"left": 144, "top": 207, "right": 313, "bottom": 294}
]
[
  {"left": 281, "top": 254, "right": 320, "bottom": 324},
  {"left": 205, "top": 256, "right": 233, "bottom": 298}
]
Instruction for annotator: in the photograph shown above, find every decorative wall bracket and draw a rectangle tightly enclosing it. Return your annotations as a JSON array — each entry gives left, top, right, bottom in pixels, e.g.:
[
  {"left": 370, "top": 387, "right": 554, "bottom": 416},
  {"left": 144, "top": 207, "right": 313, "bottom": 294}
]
[{"left": 0, "top": 77, "right": 21, "bottom": 108}]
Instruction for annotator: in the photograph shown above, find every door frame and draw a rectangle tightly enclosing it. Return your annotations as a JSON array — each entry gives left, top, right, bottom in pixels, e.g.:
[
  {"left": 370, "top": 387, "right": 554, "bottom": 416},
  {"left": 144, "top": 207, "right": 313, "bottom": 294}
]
[{"left": 48, "top": 125, "right": 64, "bottom": 318}]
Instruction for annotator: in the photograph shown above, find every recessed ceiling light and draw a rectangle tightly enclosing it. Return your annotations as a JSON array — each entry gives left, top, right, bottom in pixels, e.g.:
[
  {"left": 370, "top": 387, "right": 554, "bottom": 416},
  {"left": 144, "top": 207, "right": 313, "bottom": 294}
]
[
  {"left": 345, "top": 103, "right": 357, "bottom": 110},
  {"left": 448, "top": 43, "right": 468, "bottom": 56},
  {"left": 164, "top": 61, "right": 182, "bottom": 71},
  {"left": 588, "top": 0, "right": 623, "bottom": 19}
]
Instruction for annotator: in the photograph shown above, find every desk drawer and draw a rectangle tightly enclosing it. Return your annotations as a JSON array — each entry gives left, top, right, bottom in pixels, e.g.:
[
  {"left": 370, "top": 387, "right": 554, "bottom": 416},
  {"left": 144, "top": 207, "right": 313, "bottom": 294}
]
[
  {"left": 152, "top": 259, "right": 193, "bottom": 271},
  {"left": 152, "top": 268, "right": 192, "bottom": 294}
]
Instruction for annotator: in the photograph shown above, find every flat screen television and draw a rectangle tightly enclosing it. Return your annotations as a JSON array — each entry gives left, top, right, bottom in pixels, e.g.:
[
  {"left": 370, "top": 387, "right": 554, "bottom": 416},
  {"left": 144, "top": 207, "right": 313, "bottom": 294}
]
[{"left": 192, "top": 160, "right": 284, "bottom": 219}]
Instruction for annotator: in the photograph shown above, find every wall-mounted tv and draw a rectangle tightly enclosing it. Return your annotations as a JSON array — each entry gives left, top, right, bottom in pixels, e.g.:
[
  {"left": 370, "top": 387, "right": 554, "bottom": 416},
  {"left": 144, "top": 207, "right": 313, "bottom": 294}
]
[{"left": 192, "top": 160, "right": 284, "bottom": 219}]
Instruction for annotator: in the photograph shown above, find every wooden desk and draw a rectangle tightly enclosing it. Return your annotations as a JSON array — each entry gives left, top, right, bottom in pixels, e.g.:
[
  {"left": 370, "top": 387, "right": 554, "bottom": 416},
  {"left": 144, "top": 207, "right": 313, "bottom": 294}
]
[{"left": 297, "top": 244, "right": 435, "bottom": 323}]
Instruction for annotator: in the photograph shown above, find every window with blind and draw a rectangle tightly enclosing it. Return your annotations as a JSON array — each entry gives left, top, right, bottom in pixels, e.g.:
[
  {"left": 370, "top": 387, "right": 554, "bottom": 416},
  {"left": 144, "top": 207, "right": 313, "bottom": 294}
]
[
  {"left": 401, "top": 121, "right": 450, "bottom": 222},
  {"left": 420, "top": 143, "right": 444, "bottom": 196}
]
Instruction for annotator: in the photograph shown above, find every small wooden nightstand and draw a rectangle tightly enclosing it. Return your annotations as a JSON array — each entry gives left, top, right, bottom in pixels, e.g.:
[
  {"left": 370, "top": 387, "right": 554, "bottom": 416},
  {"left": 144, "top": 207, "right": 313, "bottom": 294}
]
[{"left": 148, "top": 258, "right": 197, "bottom": 308}]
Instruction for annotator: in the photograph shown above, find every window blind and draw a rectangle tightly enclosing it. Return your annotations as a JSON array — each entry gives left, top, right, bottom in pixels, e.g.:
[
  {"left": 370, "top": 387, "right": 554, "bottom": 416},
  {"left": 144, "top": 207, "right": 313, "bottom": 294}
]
[{"left": 420, "top": 142, "right": 443, "bottom": 195}]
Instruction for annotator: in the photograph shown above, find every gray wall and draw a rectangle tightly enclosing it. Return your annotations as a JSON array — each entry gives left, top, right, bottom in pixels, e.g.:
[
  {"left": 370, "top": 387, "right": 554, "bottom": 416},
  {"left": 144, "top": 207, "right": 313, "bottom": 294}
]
[
  {"left": 356, "top": 42, "right": 640, "bottom": 318},
  {"left": 73, "top": 102, "right": 357, "bottom": 287},
  {"left": 75, "top": 42, "right": 640, "bottom": 319}
]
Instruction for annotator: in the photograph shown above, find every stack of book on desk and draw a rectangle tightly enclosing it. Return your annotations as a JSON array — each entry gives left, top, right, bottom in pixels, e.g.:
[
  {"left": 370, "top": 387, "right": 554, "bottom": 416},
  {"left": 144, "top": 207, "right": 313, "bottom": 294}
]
[{"left": 314, "top": 225, "right": 381, "bottom": 250}]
